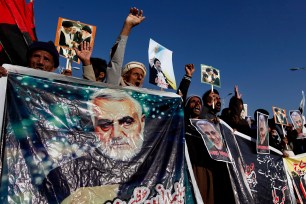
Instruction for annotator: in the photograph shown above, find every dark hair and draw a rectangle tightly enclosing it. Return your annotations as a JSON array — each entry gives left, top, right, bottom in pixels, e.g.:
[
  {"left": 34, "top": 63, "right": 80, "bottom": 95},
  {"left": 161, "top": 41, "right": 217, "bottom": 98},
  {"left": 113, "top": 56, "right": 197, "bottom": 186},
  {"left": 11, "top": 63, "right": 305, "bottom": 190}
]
[
  {"left": 202, "top": 89, "right": 219, "bottom": 105},
  {"left": 90, "top": 57, "right": 107, "bottom": 79},
  {"left": 154, "top": 58, "right": 160, "bottom": 64},
  {"left": 229, "top": 96, "right": 243, "bottom": 109},
  {"left": 213, "top": 69, "right": 218, "bottom": 75},
  {"left": 82, "top": 25, "right": 92, "bottom": 34},
  {"left": 254, "top": 109, "right": 269, "bottom": 120},
  {"left": 62, "top": 21, "right": 73, "bottom": 28}
]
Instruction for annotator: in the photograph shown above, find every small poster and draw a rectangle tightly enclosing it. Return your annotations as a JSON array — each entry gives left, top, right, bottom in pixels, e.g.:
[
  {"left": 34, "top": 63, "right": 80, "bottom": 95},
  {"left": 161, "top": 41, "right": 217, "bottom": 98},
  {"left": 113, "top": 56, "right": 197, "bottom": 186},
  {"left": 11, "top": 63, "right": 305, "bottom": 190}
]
[
  {"left": 289, "top": 110, "right": 306, "bottom": 139},
  {"left": 190, "top": 119, "right": 232, "bottom": 162},
  {"left": 148, "top": 39, "right": 176, "bottom": 90},
  {"left": 272, "top": 106, "right": 288, "bottom": 125},
  {"left": 256, "top": 112, "right": 270, "bottom": 154},
  {"left": 201, "top": 64, "right": 221, "bottom": 87},
  {"left": 55, "top": 17, "right": 96, "bottom": 63}
]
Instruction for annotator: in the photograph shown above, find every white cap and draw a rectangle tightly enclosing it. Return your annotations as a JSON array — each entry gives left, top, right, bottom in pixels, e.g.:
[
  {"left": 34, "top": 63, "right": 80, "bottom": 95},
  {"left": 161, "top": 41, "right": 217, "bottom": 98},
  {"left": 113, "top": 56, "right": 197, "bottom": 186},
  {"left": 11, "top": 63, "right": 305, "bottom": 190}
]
[{"left": 122, "top": 61, "right": 147, "bottom": 76}]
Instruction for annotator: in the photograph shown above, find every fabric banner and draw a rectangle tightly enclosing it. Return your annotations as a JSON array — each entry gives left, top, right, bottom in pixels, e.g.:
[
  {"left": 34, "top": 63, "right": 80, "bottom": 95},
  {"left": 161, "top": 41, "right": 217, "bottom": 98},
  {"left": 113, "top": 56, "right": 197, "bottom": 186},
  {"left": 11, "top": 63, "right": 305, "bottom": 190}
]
[
  {"left": 185, "top": 119, "right": 292, "bottom": 203},
  {"left": 0, "top": 65, "right": 188, "bottom": 203},
  {"left": 283, "top": 153, "right": 306, "bottom": 203},
  {"left": 232, "top": 129, "right": 293, "bottom": 204}
]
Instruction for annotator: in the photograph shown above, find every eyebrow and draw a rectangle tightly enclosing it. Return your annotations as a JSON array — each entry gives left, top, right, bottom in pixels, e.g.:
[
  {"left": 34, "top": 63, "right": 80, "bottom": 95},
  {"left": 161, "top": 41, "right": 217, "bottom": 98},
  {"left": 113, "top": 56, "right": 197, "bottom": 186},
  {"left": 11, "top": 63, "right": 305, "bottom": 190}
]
[
  {"left": 96, "top": 116, "right": 135, "bottom": 125},
  {"left": 118, "top": 116, "right": 135, "bottom": 124},
  {"left": 96, "top": 118, "right": 113, "bottom": 126}
]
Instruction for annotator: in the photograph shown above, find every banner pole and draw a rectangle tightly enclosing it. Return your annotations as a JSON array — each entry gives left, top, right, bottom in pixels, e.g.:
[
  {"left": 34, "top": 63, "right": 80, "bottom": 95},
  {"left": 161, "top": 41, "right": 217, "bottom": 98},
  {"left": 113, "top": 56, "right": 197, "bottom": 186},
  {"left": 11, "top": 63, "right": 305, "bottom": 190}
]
[{"left": 211, "top": 84, "right": 215, "bottom": 109}]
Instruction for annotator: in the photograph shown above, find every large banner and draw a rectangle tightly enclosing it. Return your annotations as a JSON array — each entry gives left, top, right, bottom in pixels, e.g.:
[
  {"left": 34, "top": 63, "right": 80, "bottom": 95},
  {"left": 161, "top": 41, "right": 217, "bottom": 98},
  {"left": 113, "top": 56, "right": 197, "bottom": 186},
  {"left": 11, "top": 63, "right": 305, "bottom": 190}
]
[
  {"left": 185, "top": 119, "right": 293, "bottom": 203},
  {"left": 0, "top": 65, "right": 187, "bottom": 203},
  {"left": 231, "top": 128, "right": 293, "bottom": 204}
]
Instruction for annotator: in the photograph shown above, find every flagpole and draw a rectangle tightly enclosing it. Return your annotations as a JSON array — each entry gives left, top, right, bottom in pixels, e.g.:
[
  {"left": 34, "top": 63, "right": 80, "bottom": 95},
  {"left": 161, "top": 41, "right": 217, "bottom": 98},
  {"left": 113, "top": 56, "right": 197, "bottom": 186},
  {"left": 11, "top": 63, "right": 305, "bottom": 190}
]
[
  {"left": 211, "top": 84, "right": 215, "bottom": 109},
  {"left": 65, "top": 57, "right": 72, "bottom": 72}
]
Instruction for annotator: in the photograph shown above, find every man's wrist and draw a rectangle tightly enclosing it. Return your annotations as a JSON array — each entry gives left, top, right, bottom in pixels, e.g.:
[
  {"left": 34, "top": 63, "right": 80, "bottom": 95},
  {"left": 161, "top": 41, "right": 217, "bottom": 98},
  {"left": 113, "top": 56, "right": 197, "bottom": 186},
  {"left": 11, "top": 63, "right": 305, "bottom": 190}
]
[{"left": 82, "top": 59, "right": 91, "bottom": 66}]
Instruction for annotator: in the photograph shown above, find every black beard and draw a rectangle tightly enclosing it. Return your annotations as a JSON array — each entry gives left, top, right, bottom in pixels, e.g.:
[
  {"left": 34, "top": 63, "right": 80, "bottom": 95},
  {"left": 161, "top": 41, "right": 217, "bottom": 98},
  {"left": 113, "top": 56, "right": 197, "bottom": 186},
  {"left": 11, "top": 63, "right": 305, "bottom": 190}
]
[{"left": 208, "top": 102, "right": 221, "bottom": 114}]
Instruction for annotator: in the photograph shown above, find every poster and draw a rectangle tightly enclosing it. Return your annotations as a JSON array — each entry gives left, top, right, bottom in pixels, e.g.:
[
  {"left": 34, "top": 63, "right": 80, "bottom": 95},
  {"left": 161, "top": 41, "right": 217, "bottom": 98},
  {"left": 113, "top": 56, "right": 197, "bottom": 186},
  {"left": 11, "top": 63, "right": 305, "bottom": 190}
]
[
  {"left": 200, "top": 64, "right": 221, "bottom": 88},
  {"left": 54, "top": 17, "right": 96, "bottom": 64},
  {"left": 148, "top": 38, "right": 176, "bottom": 90}
]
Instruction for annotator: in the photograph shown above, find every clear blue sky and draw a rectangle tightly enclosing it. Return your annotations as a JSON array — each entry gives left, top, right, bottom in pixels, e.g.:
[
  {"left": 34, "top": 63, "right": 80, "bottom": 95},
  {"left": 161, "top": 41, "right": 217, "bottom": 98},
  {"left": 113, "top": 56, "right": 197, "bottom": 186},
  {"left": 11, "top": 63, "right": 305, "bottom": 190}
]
[{"left": 34, "top": 0, "right": 306, "bottom": 120}]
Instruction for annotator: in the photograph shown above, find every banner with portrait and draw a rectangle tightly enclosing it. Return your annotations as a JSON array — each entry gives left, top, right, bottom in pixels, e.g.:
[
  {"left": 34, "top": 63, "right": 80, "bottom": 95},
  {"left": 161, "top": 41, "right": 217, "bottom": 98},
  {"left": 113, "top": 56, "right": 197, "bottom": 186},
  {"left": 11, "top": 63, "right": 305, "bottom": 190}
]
[
  {"left": 0, "top": 64, "right": 188, "bottom": 203},
  {"left": 183, "top": 119, "right": 292, "bottom": 203},
  {"left": 232, "top": 129, "right": 292, "bottom": 204}
]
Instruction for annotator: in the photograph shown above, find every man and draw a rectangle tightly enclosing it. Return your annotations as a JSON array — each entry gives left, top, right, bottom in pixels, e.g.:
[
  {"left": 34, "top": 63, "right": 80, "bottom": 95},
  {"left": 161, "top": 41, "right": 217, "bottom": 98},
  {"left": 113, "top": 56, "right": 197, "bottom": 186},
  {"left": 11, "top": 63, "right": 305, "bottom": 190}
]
[
  {"left": 258, "top": 114, "right": 268, "bottom": 145},
  {"left": 195, "top": 120, "right": 230, "bottom": 163},
  {"left": 90, "top": 57, "right": 107, "bottom": 82},
  {"left": 59, "top": 21, "right": 73, "bottom": 47},
  {"left": 71, "top": 26, "right": 82, "bottom": 44},
  {"left": 41, "top": 89, "right": 146, "bottom": 203},
  {"left": 116, "top": 8, "right": 146, "bottom": 87},
  {"left": 202, "top": 68, "right": 213, "bottom": 83},
  {"left": 291, "top": 110, "right": 306, "bottom": 154},
  {"left": 26, "top": 41, "right": 59, "bottom": 72},
  {"left": 257, "top": 113, "right": 269, "bottom": 154},
  {"left": 220, "top": 85, "right": 251, "bottom": 135},
  {"left": 274, "top": 108, "right": 284, "bottom": 124},
  {"left": 0, "top": 40, "right": 96, "bottom": 81},
  {"left": 196, "top": 120, "right": 225, "bottom": 152},
  {"left": 200, "top": 89, "right": 222, "bottom": 122},
  {"left": 76, "top": 7, "right": 146, "bottom": 87},
  {"left": 212, "top": 69, "right": 220, "bottom": 86},
  {"left": 198, "top": 88, "right": 236, "bottom": 203},
  {"left": 80, "top": 25, "right": 92, "bottom": 44},
  {"left": 121, "top": 61, "right": 146, "bottom": 87},
  {"left": 281, "top": 109, "right": 288, "bottom": 125},
  {"left": 90, "top": 89, "right": 145, "bottom": 161},
  {"left": 291, "top": 111, "right": 304, "bottom": 130},
  {"left": 149, "top": 57, "right": 172, "bottom": 89}
]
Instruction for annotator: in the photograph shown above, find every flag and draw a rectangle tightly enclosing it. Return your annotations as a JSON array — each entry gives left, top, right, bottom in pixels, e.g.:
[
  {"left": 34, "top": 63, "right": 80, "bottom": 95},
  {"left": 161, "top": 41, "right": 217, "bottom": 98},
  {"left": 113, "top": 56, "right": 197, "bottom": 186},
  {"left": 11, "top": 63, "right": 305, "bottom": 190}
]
[{"left": 0, "top": 0, "right": 37, "bottom": 66}]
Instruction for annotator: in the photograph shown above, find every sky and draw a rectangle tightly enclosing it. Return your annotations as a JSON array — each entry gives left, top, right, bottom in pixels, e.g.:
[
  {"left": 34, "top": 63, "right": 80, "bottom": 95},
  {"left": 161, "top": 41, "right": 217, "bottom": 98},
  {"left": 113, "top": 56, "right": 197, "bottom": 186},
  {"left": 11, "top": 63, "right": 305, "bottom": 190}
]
[{"left": 33, "top": 0, "right": 306, "bottom": 120}]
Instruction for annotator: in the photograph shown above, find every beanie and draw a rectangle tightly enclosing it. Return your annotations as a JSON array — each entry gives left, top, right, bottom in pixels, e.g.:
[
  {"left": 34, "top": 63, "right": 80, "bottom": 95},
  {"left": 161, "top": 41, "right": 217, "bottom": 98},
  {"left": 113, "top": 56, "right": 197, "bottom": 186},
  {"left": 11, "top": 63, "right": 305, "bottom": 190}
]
[
  {"left": 185, "top": 95, "right": 203, "bottom": 107},
  {"left": 27, "top": 41, "right": 60, "bottom": 68}
]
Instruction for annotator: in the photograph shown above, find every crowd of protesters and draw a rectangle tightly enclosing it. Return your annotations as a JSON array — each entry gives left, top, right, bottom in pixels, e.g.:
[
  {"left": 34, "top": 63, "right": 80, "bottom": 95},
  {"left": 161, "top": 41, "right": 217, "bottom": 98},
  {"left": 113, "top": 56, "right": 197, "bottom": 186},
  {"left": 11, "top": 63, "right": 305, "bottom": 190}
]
[{"left": 1, "top": 6, "right": 306, "bottom": 204}]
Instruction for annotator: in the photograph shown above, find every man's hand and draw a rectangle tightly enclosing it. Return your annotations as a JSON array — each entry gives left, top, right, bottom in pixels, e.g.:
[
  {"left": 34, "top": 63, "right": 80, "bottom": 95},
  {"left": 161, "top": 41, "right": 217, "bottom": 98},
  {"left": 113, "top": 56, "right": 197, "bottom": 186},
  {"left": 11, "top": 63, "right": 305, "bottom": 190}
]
[
  {"left": 126, "top": 7, "right": 145, "bottom": 28},
  {"left": 0, "top": 66, "right": 8, "bottom": 78},
  {"left": 234, "top": 85, "right": 242, "bottom": 99},
  {"left": 74, "top": 42, "right": 92, "bottom": 66},
  {"left": 185, "top": 64, "right": 195, "bottom": 77},
  {"left": 121, "top": 7, "right": 145, "bottom": 36}
]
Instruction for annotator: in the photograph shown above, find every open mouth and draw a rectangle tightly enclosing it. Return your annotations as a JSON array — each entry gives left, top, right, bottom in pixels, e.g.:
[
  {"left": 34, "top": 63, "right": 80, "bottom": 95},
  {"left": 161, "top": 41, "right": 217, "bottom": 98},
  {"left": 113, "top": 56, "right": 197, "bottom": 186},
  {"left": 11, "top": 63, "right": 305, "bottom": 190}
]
[
  {"left": 194, "top": 107, "right": 201, "bottom": 112},
  {"left": 135, "top": 82, "right": 140, "bottom": 87}
]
